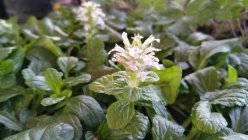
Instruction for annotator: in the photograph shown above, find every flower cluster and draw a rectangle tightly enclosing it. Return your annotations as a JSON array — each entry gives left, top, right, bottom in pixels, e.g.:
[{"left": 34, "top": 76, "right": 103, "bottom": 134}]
[
  {"left": 77, "top": 1, "right": 105, "bottom": 31},
  {"left": 108, "top": 32, "right": 163, "bottom": 82}
]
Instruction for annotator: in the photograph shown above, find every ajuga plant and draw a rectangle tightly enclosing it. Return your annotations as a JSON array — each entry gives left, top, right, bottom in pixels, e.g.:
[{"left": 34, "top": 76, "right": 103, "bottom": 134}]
[
  {"left": 77, "top": 1, "right": 109, "bottom": 77},
  {"left": 89, "top": 32, "right": 185, "bottom": 139}
]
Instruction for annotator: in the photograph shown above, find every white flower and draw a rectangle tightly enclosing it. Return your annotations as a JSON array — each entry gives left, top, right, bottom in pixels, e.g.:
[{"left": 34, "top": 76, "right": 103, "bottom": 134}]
[
  {"left": 77, "top": 1, "right": 105, "bottom": 31},
  {"left": 109, "top": 32, "right": 164, "bottom": 82}
]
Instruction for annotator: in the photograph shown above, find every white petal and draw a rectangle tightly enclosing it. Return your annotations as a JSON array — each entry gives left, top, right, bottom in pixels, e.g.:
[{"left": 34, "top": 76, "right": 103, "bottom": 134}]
[
  {"left": 108, "top": 45, "right": 126, "bottom": 55},
  {"left": 142, "top": 36, "right": 160, "bottom": 46},
  {"left": 122, "top": 32, "right": 131, "bottom": 47}
]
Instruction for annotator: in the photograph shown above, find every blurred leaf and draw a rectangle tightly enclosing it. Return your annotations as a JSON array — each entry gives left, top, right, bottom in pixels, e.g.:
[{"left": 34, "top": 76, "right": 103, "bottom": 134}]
[{"left": 0, "top": 111, "right": 23, "bottom": 131}]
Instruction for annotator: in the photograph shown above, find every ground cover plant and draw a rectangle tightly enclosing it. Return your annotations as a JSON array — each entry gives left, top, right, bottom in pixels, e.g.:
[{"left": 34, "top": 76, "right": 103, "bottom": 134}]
[{"left": 1, "top": 0, "right": 248, "bottom": 139}]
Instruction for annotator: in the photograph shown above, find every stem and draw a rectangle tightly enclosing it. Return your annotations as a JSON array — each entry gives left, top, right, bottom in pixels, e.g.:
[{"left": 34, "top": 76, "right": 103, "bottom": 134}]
[
  {"left": 185, "top": 127, "right": 199, "bottom": 140},
  {"left": 47, "top": 99, "right": 68, "bottom": 115},
  {"left": 182, "top": 117, "right": 192, "bottom": 129}
]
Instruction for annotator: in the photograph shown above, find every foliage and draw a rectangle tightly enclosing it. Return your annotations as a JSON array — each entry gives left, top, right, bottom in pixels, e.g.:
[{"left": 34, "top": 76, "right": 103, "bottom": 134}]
[{"left": 0, "top": 0, "right": 248, "bottom": 139}]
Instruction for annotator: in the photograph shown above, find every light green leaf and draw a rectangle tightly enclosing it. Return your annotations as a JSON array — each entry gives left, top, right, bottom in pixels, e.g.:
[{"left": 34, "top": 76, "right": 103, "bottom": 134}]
[
  {"left": 224, "top": 78, "right": 248, "bottom": 90},
  {"left": 38, "top": 38, "right": 64, "bottom": 57},
  {"left": 152, "top": 115, "right": 184, "bottom": 140},
  {"left": 57, "top": 56, "right": 78, "bottom": 74},
  {"left": 109, "top": 112, "right": 150, "bottom": 139},
  {"left": 0, "top": 59, "right": 14, "bottom": 76},
  {"left": 89, "top": 74, "right": 113, "bottom": 93},
  {"left": 184, "top": 67, "right": 220, "bottom": 95},
  {"left": 116, "top": 87, "right": 141, "bottom": 101},
  {"left": 45, "top": 68, "right": 63, "bottom": 94},
  {"left": 106, "top": 100, "right": 135, "bottom": 129},
  {"left": 65, "top": 95, "right": 104, "bottom": 128},
  {"left": 191, "top": 101, "right": 227, "bottom": 134},
  {"left": 201, "top": 89, "right": 248, "bottom": 107},
  {"left": 225, "top": 65, "right": 238, "bottom": 84},
  {"left": 153, "top": 66, "right": 182, "bottom": 104},
  {"left": 0, "top": 47, "right": 16, "bottom": 61},
  {"left": 41, "top": 96, "right": 65, "bottom": 106},
  {"left": 0, "top": 111, "right": 23, "bottom": 131},
  {"left": 104, "top": 78, "right": 128, "bottom": 95}
]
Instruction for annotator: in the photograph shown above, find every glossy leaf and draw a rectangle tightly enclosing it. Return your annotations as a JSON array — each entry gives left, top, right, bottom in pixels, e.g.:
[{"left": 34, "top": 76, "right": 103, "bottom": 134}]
[{"left": 106, "top": 100, "right": 135, "bottom": 129}]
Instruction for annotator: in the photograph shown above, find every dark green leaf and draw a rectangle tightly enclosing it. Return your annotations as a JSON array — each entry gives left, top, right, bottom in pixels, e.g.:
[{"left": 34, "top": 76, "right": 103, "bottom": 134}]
[
  {"left": 229, "top": 105, "right": 248, "bottom": 133},
  {"left": 152, "top": 115, "right": 184, "bottom": 140},
  {"left": 4, "top": 123, "right": 74, "bottom": 140},
  {"left": 184, "top": 67, "right": 220, "bottom": 95},
  {"left": 0, "top": 111, "right": 23, "bottom": 131},
  {"left": 201, "top": 89, "right": 248, "bottom": 107},
  {"left": 65, "top": 95, "right": 104, "bottom": 128},
  {"left": 0, "top": 86, "right": 25, "bottom": 103},
  {"left": 57, "top": 56, "right": 78, "bottom": 74},
  {"left": 64, "top": 73, "right": 91, "bottom": 87},
  {"left": 191, "top": 101, "right": 227, "bottom": 134},
  {"left": 56, "top": 111, "right": 83, "bottom": 140}
]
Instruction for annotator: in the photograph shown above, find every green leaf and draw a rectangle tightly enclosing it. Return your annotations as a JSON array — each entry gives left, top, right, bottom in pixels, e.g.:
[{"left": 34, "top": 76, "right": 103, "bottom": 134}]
[
  {"left": 45, "top": 68, "right": 63, "bottom": 94},
  {"left": 89, "top": 74, "right": 113, "bottom": 93},
  {"left": 109, "top": 112, "right": 150, "bottom": 139},
  {"left": 0, "top": 87, "right": 25, "bottom": 103},
  {"left": 0, "top": 47, "right": 16, "bottom": 61},
  {"left": 37, "top": 38, "right": 64, "bottom": 57},
  {"left": 104, "top": 78, "right": 128, "bottom": 95},
  {"left": 0, "top": 59, "right": 14, "bottom": 76},
  {"left": 184, "top": 67, "right": 220, "bottom": 95},
  {"left": 0, "top": 74, "right": 16, "bottom": 89},
  {"left": 152, "top": 115, "right": 184, "bottom": 140},
  {"left": 224, "top": 78, "right": 248, "bottom": 90},
  {"left": 201, "top": 89, "right": 248, "bottom": 107},
  {"left": 229, "top": 105, "right": 248, "bottom": 133},
  {"left": 106, "top": 100, "right": 135, "bottom": 129},
  {"left": 64, "top": 73, "right": 91, "bottom": 87},
  {"left": 57, "top": 56, "right": 79, "bottom": 74},
  {"left": 56, "top": 111, "right": 83, "bottom": 140},
  {"left": 189, "top": 39, "right": 239, "bottom": 70},
  {"left": 86, "top": 38, "right": 107, "bottom": 67},
  {"left": 235, "top": 53, "right": 248, "bottom": 78},
  {"left": 8, "top": 48, "right": 25, "bottom": 74},
  {"left": 225, "top": 65, "right": 238, "bottom": 84},
  {"left": 116, "top": 87, "right": 141, "bottom": 101},
  {"left": 153, "top": 66, "right": 182, "bottom": 104},
  {"left": 41, "top": 96, "right": 65, "bottom": 106},
  {"left": 26, "top": 76, "right": 51, "bottom": 91},
  {"left": 191, "top": 101, "right": 227, "bottom": 134},
  {"left": 4, "top": 123, "right": 74, "bottom": 140},
  {"left": 65, "top": 95, "right": 104, "bottom": 128},
  {"left": 221, "top": 133, "right": 248, "bottom": 140},
  {"left": 0, "top": 111, "right": 23, "bottom": 131}
]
